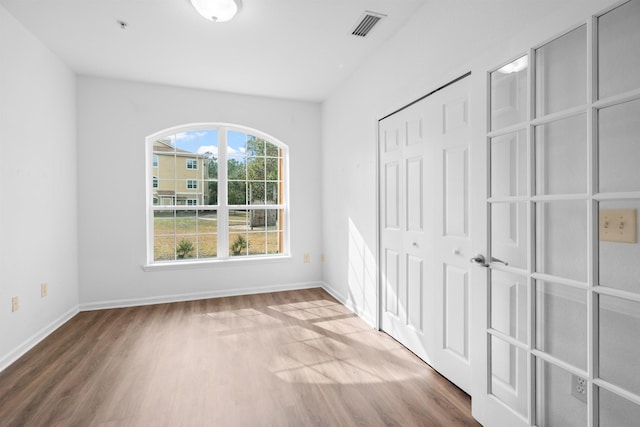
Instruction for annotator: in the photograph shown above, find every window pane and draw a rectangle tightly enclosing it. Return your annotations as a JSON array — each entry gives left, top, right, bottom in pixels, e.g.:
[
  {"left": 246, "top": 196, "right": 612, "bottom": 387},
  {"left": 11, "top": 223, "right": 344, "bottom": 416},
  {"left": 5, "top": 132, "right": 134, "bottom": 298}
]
[
  {"left": 535, "top": 114, "right": 587, "bottom": 195},
  {"left": 248, "top": 232, "right": 267, "bottom": 255},
  {"left": 490, "top": 270, "right": 528, "bottom": 344},
  {"left": 266, "top": 157, "right": 281, "bottom": 181},
  {"left": 599, "top": 295, "right": 640, "bottom": 396},
  {"left": 205, "top": 181, "right": 218, "bottom": 206},
  {"left": 267, "top": 231, "right": 283, "bottom": 254},
  {"left": 491, "top": 202, "right": 527, "bottom": 269},
  {"left": 536, "top": 281, "right": 587, "bottom": 370},
  {"left": 229, "top": 209, "right": 249, "bottom": 231},
  {"left": 265, "top": 142, "right": 280, "bottom": 157},
  {"left": 536, "top": 201, "right": 588, "bottom": 282},
  {"left": 266, "top": 182, "right": 281, "bottom": 204},
  {"left": 197, "top": 234, "right": 217, "bottom": 258},
  {"left": 176, "top": 210, "right": 197, "bottom": 235},
  {"left": 175, "top": 235, "right": 196, "bottom": 260},
  {"left": 154, "top": 210, "right": 175, "bottom": 235},
  {"left": 246, "top": 136, "right": 265, "bottom": 156},
  {"left": 205, "top": 154, "right": 218, "bottom": 179},
  {"left": 599, "top": 387, "right": 640, "bottom": 427},
  {"left": 490, "top": 130, "right": 527, "bottom": 198},
  {"left": 490, "top": 335, "right": 527, "bottom": 417},
  {"left": 599, "top": 200, "right": 640, "bottom": 295},
  {"left": 175, "top": 131, "right": 199, "bottom": 154},
  {"left": 247, "top": 157, "right": 266, "bottom": 181},
  {"left": 267, "top": 209, "right": 282, "bottom": 231},
  {"left": 598, "top": 98, "right": 640, "bottom": 193},
  {"left": 227, "top": 157, "right": 246, "bottom": 180},
  {"left": 229, "top": 233, "right": 248, "bottom": 256},
  {"left": 536, "top": 359, "right": 587, "bottom": 427},
  {"left": 228, "top": 181, "right": 247, "bottom": 205},
  {"left": 197, "top": 210, "right": 217, "bottom": 234},
  {"left": 228, "top": 131, "right": 247, "bottom": 156},
  {"left": 535, "top": 26, "right": 587, "bottom": 117},
  {"left": 598, "top": 0, "right": 640, "bottom": 99},
  {"left": 490, "top": 55, "right": 529, "bottom": 131},
  {"left": 249, "top": 182, "right": 265, "bottom": 205},
  {"left": 154, "top": 236, "right": 175, "bottom": 261}
]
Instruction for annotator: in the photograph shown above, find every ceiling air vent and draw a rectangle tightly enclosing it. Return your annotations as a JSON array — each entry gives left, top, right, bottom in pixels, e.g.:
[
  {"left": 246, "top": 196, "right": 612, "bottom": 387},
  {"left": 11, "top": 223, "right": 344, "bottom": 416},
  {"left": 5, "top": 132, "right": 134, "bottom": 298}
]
[{"left": 351, "top": 11, "right": 386, "bottom": 37}]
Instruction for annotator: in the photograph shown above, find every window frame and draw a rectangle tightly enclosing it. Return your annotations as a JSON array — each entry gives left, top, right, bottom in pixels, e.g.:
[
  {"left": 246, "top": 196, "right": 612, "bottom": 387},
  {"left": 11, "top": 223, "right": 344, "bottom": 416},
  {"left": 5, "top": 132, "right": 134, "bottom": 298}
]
[
  {"left": 186, "top": 179, "right": 198, "bottom": 189},
  {"left": 144, "top": 123, "right": 290, "bottom": 269},
  {"left": 186, "top": 158, "right": 198, "bottom": 170}
]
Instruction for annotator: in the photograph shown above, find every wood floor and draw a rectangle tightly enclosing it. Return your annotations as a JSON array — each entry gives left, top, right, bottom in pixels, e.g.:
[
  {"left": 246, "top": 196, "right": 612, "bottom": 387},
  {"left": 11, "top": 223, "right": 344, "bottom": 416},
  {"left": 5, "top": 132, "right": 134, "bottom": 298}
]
[{"left": 0, "top": 288, "right": 481, "bottom": 427}]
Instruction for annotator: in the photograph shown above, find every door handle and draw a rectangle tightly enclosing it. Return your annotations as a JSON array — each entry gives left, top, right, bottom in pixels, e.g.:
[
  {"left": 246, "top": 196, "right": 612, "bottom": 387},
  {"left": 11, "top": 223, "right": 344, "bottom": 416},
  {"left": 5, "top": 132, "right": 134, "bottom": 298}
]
[
  {"left": 491, "top": 256, "right": 509, "bottom": 266},
  {"left": 470, "top": 254, "right": 509, "bottom": 268},
  {"left": 470, "top": 254, "right": 489, "bottom": 267}
]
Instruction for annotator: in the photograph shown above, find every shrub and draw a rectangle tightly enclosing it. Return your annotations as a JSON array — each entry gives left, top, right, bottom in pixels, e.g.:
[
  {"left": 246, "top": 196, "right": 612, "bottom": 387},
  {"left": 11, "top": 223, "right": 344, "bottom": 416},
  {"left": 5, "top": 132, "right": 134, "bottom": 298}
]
[
  {"left": 176, "top": 239, "right": 194, "bottom": 259},
  {"left": 231, "top": 235, "right": 247, "bottom": 255}
]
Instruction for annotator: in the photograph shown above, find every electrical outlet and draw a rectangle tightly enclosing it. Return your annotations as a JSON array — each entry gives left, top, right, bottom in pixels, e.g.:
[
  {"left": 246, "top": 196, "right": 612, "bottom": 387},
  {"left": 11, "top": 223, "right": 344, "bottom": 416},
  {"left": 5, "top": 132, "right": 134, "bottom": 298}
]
[
  {"left": 41, "top": 282, "right": 48, "bottom": 298},
  {"left": 571, "top": 374, "right": 588, "bottom": 403},
  {"left": 303, "top": 253, "right": 310, "bottom": 263},
  {"left": 12, "top": 296, "right": 19, "bottom": 312}
]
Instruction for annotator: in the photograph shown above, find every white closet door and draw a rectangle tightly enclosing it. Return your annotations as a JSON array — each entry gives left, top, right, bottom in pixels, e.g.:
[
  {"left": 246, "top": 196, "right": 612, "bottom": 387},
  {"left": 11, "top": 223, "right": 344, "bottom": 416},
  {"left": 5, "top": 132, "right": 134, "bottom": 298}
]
[{"left": 379, "top": 75, "right": 472, "bottom": 393}]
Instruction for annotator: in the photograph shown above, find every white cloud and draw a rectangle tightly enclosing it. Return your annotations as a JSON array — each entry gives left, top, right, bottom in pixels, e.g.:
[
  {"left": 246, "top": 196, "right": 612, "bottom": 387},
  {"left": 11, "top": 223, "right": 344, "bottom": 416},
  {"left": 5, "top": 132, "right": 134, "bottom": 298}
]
[
  {"left": 175, "top": 131, "right": 207, "bottom": 142},
  {"left": 197, "top": 145, "right": 219, "bottom": 156},
  {"left": 198, "top": 145, "right": 246, "bottom": 157}
]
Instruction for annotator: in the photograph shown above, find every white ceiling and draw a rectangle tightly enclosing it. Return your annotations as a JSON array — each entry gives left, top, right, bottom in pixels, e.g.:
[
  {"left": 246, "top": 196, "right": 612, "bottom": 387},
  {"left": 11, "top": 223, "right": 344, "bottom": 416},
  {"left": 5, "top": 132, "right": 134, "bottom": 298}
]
[{"left": 1, "top": 0, "right": 426, "bottom": 102}]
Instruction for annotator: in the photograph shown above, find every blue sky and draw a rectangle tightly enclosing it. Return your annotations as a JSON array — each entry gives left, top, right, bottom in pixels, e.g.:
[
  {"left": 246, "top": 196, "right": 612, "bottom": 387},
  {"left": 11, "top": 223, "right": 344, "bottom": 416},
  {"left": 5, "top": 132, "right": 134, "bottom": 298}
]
[{"left": 170, "top": 129, "right": 247, "bottom": 157}]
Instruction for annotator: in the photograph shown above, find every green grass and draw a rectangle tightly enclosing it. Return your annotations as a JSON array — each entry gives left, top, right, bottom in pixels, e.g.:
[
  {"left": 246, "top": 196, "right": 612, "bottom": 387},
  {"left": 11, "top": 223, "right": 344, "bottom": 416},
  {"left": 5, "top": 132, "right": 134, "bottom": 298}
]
[{"left": 153, "top": 212, "right": 282, "bottom": 261}]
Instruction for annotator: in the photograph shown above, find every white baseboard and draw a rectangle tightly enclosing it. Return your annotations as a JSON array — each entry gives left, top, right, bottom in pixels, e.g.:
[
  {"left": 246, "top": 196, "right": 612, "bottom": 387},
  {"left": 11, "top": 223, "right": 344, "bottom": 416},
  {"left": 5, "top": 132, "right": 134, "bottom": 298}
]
[
  {"left": 0, "top": 305, "right": 79, "bottom": 373},
  {"left": 320, "top": 281, "right": 377, "bottom": 328},
  {"left": 79, "top": 281, "right": 323, "bottom": 311}
]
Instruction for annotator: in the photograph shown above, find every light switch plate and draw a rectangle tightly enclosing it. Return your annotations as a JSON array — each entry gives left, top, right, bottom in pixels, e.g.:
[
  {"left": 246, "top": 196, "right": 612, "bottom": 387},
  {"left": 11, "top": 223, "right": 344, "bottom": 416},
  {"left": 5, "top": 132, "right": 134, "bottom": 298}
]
[{"left": 599, "top": 209, "right": 637, "bottom": 243}]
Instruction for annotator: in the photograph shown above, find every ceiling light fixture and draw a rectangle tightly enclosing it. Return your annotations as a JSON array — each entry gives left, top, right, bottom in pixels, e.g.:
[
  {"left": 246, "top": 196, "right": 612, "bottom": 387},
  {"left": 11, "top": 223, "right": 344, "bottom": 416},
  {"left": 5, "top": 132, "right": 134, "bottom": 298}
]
[{"left": 191, "top": 0, "right": 239, "bottom": 22}]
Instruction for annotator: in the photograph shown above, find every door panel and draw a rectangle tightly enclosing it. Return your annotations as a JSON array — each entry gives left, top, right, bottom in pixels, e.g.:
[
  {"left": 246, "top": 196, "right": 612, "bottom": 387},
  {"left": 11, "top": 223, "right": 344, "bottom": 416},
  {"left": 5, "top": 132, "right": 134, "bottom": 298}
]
[
  {"left": 379, "top": 75, "right": 471, "bottom": 393},
  {"left": 444, "top": 265, "right": 468, "bottom": 358},
  {"left": 476, "top": 2, "right": 640, "bottom": 425}
]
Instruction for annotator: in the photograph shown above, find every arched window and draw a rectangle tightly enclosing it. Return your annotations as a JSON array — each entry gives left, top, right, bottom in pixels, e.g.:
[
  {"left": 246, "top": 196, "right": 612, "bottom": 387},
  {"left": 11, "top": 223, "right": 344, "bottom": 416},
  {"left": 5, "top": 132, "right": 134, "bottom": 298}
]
[{"left": 146, "top": 124, "right": 288, "bottom": 265}]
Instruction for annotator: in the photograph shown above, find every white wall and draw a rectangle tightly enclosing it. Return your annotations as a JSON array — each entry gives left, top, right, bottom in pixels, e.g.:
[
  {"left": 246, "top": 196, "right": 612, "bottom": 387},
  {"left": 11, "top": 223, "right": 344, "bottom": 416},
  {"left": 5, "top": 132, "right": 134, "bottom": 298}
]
[
  {"left": 76, "top": 77, "right": 322, "bottom": 308},
  {"left": 0, "top": 5, "right": 78, "bottom": 370},
  {"left": 320, "top": 0, "right": 616, "bottom": 329}
]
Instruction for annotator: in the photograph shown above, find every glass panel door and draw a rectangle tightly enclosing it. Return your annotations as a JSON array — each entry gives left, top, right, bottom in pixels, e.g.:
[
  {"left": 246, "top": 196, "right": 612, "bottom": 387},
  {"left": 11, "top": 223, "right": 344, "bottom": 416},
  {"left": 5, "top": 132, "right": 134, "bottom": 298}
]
[{"left": 484, "top": 2, "right": 640, "bottom": 425}]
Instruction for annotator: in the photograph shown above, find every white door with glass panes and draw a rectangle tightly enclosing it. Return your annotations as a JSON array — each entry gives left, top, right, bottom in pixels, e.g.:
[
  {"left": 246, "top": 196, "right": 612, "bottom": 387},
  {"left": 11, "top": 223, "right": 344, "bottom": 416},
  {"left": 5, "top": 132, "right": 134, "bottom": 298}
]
[
  {"left": 473, "top": 1, "right": 640, "bottom": 426},
  {"left": 379, "top": 75, "right": 473, "bottom": 393}
]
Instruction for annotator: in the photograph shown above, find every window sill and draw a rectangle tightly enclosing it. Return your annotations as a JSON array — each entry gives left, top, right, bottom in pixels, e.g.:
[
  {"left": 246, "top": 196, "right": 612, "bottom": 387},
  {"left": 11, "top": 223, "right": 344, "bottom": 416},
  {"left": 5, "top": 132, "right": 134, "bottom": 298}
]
[{"left": 142, "top": 254, "right": 292, "bottom": 272}]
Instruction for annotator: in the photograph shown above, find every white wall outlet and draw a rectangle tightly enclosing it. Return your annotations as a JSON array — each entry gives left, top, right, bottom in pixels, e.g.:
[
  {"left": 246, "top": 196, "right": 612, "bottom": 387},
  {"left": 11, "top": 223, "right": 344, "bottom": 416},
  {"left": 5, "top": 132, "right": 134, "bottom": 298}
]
[
  {"left": 303, "top": 253, "right": 310, "bottom": 263},
  {"left": 12, "top": 296, "right": 19, "bottom": 312},
  {"left": 41, "top": 282, "right": 48, "bottom": 298},
  {"left": 571, "top": 375, "right": 588, "bottom": 403}
]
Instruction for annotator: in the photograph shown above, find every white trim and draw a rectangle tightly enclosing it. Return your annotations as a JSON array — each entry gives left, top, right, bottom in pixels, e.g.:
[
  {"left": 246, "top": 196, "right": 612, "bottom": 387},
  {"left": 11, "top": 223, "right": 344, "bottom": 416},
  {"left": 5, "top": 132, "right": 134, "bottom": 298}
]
[
  {"left": 142, "top": 254, "right": 292, "bottom": 271},
  {"left": 79, "top": 281, "right": 322, "bottom": 311},
  {"left": 0, "top": 305, "right": 79, "bottom": 373},
  {"left": 321, "top": 281, "right": 377, "bottom": 328}
]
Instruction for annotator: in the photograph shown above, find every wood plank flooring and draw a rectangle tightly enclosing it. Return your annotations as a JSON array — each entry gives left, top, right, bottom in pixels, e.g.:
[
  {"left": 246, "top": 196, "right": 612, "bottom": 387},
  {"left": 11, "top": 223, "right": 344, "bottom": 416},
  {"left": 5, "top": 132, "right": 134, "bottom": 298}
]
[{"left": 0, "top": 288, "right": 481, "bottom": 427}]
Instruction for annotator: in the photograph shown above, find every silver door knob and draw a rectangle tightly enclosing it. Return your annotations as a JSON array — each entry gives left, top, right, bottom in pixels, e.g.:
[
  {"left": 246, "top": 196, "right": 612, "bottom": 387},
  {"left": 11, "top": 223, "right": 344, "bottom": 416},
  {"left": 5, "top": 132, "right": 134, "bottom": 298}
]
[{"left": 470, "top": 254, "right": 489, "bottom": 267}]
